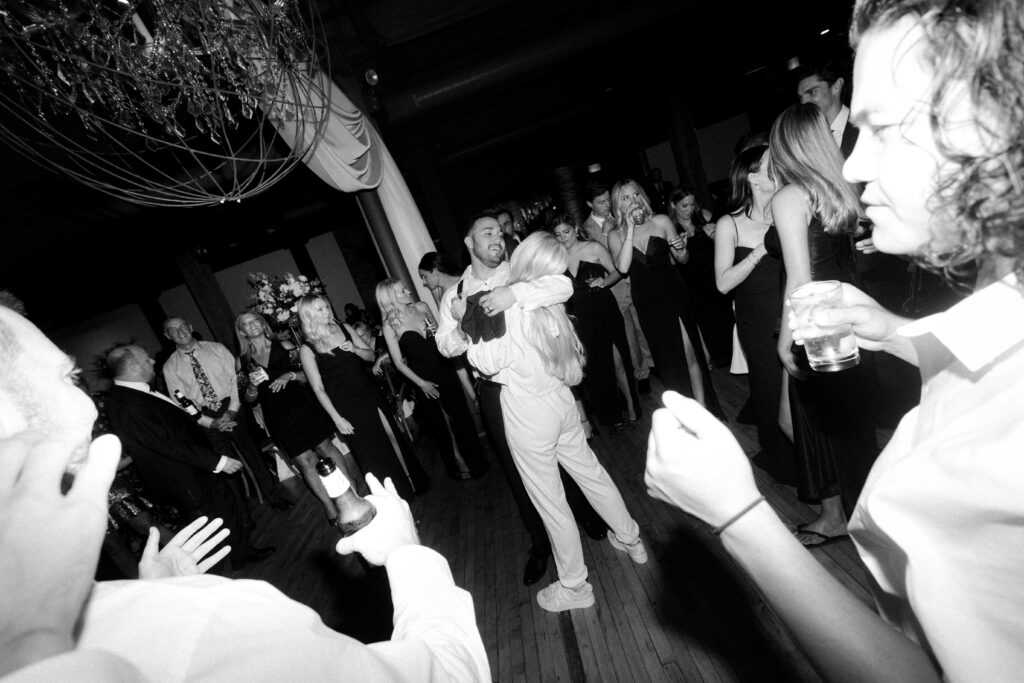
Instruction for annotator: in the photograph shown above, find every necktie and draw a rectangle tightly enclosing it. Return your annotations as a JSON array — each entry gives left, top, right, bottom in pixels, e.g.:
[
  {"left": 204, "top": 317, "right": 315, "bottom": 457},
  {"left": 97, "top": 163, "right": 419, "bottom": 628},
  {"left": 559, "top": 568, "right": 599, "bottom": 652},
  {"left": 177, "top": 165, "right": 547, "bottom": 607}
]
[{"left": 186, "top": 350, "right": 219, "bottom": 406}]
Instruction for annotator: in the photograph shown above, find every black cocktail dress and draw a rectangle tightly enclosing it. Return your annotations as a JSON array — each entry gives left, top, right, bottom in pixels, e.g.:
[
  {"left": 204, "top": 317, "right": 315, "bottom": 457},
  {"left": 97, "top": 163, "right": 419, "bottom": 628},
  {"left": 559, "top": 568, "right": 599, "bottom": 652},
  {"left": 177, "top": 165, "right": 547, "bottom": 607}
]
[
  {"left": 629, "top": 235, "right": 722, "bottom": 417},
  {"left": 566, "top": 260, "right": 638, "bottom": 426},
  {"left": 247, "top": 339, "right": 334, "bottom": 459},
  {"left": 399, "top": 329, "right": 488, "bottom": 479},
  {"left": 311, "top": 326, "right": 430, "bottom": 500}
]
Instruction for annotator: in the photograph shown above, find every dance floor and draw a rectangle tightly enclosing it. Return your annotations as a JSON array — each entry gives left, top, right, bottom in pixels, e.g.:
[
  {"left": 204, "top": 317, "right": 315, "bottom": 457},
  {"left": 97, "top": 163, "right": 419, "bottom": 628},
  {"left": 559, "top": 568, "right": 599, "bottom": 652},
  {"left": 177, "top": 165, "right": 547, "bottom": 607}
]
[{"left": 231, "top": 368, "right": 881, "bottom": 682}]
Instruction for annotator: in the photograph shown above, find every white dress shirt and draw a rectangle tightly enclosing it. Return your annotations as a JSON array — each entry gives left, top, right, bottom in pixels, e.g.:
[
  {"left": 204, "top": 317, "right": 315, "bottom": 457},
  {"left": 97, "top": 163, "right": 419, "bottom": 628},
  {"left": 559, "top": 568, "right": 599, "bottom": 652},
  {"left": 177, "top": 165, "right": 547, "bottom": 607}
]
[
  {"left": 5, "top": 546, "right": 490, "bottom": 682},
  {"left": 850, "top": 274, "right": 1024, "bottom": 682},
  {"left": 434, "top": 262, "right": 572, "bottom": 359},
  {"left": 830, "top": 105, "right": 850, "bottom": 148}
]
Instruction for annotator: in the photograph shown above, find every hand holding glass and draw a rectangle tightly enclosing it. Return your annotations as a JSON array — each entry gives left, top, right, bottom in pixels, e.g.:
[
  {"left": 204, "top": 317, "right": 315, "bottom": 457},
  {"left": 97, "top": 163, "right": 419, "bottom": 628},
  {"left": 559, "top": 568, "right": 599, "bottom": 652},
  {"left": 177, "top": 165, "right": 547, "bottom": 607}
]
[{"left": 788, "top": 280, "right": 860, "bottom": 372}]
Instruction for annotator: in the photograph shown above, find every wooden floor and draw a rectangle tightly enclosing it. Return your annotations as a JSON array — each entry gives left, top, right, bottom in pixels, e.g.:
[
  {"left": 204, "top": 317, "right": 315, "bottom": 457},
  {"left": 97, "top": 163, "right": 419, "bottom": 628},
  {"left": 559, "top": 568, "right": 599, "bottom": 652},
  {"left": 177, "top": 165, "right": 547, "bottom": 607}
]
[{"left": 231, "top": 368, "right": 882, "bottom": 682}]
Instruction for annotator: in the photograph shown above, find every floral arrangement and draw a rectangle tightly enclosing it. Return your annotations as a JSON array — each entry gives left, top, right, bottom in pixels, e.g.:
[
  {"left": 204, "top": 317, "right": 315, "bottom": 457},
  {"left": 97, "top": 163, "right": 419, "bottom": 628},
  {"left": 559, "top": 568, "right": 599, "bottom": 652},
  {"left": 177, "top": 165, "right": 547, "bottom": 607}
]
[{"left": 247, "top": 272, "right": 325, "bottom": 327}]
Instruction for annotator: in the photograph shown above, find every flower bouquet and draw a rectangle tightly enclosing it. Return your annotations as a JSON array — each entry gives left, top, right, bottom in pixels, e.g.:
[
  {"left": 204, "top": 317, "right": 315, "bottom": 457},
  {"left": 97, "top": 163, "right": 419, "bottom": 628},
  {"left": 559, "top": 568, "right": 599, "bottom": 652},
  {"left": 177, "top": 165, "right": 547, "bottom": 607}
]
[{"left": 247, "top": 272, "right": 325, "bottom": 333}]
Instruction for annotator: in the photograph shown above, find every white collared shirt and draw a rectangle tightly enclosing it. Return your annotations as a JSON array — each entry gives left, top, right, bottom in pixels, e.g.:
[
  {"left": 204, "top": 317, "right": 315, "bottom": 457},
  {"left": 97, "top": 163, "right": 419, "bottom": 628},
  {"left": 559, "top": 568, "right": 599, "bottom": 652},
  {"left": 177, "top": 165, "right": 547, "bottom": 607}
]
[
  {"left": 434, "top": 262, "right": 571, "bottom": 359},
  {"left": 830, "top": 105, "right": 850, "bottom": 148},
  {"left": 850, "top": 274, "right": 1024, "bottom": 682}
]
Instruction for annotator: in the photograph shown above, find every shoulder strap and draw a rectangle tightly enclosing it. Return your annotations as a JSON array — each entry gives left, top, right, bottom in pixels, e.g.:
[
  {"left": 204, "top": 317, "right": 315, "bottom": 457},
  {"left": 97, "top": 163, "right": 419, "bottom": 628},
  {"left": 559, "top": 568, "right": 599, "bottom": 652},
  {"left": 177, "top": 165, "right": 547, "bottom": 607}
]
[{"left": 457, "top": 279, "right": 465, "bottom": 297}]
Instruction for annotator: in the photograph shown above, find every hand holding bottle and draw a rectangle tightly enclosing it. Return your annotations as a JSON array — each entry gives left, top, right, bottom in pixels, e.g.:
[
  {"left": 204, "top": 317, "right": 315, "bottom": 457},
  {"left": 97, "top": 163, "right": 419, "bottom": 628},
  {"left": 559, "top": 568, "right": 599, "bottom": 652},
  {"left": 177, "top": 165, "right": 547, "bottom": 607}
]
[{"left": 335, "top": 473, "right": 419, "bottom": 566}]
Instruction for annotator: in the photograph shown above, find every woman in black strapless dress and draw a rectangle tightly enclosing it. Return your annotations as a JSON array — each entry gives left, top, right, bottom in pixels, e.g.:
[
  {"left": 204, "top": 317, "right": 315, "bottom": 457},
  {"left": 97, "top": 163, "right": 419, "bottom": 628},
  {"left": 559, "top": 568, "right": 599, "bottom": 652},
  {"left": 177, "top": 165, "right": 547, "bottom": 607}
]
[
  {"left": 768, "top": 104, "right": 878, "bottom": 545},
  {"left": 551, "top": 215, "right": 638, "bottom": 429},
  {"left": 376, "top": 279, "right": 488, "bottom": 480},
  {"left": 298, "top": 296, "right": 430, "bottom": 501},
  {"left": 714, "top": 145, "right": 797, "bottom": 484},
  {"left": 607, "top": 179, "right": 723, "bottom": 418},
  {"left": 670, "top": 187, "right": 735, "bottom": 369},
  {"left": 235, "top": 312, "right": 366, "bottom": 522}
]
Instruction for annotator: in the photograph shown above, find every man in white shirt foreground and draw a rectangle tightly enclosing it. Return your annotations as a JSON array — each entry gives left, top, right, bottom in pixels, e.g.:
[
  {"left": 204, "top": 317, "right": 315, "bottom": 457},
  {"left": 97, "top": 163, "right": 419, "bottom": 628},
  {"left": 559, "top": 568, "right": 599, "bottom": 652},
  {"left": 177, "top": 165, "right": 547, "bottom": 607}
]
[
  {"left": 0, "top": 295, "right": 490, "bottom": 682},
  {"left": 645, "top": 2, "right": 1024, "bottom": 681}
]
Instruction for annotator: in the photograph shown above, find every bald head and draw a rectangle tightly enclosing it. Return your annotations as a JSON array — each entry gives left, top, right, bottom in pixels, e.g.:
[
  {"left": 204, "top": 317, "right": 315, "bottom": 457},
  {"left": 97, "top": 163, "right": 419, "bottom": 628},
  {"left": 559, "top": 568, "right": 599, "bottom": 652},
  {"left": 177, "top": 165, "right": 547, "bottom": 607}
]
[{"left": 0, "top": 304, "right": 97, "bottom": 459}]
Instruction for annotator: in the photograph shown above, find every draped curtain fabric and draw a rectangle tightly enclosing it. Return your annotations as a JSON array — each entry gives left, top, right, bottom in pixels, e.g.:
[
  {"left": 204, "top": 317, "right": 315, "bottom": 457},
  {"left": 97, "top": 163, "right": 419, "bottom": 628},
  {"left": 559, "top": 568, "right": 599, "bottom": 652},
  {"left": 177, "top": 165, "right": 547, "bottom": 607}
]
[{"left": 267, "top": 69, "right": 440, "bottom": 314}]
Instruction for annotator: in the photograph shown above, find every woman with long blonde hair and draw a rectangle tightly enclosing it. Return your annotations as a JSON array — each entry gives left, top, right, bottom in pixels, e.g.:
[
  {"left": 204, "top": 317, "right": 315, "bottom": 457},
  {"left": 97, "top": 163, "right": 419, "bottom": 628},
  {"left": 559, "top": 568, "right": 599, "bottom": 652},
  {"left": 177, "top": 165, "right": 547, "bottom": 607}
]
[
  {"left": 298, "top": 295, "right": 429, "bottom": 500},
  {"left": 766, "top": 102, "right": 877, "bottom": 546},
  {"left": 235, "top": 311, "right": 366, "bottom": 524},
  {"left": 467, "top": 231, "right": 646, "bottom": 614},
  {"left": 607, "top": 179, "right": 723, "bottom": 417},
  {"left": 375, "top": 279, "right": 487, "bottom": 480}
]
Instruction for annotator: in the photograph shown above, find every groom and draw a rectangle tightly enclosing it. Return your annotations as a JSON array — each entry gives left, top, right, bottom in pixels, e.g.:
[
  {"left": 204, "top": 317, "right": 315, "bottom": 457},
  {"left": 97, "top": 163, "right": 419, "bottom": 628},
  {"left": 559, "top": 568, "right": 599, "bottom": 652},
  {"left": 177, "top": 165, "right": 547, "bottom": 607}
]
[{"left": 434, "top": 213, "right": 610, "bottom": 586}]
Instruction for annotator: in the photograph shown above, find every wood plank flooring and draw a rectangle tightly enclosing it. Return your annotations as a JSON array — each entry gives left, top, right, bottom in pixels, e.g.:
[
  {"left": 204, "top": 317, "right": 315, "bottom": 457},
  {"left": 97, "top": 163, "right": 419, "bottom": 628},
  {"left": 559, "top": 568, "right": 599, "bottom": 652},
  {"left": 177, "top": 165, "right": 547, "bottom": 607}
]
[{"left": 230, "top": 368, "right": 883, "bottom": 682}]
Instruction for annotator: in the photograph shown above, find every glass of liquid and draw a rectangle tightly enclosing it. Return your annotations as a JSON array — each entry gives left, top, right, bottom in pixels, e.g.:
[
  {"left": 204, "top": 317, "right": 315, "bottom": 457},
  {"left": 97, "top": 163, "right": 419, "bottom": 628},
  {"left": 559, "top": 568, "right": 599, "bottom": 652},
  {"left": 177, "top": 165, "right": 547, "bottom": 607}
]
[{"left": 789, "top": 280, "right": 860, "bottom": 372}]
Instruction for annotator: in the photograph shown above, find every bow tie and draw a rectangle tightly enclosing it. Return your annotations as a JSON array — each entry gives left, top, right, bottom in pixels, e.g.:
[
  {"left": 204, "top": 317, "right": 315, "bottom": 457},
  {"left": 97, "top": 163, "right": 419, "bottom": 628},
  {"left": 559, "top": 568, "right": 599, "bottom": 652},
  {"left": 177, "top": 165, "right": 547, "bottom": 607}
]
[{"left": 461, "top": 290, "right": 507, "bottom": 343}]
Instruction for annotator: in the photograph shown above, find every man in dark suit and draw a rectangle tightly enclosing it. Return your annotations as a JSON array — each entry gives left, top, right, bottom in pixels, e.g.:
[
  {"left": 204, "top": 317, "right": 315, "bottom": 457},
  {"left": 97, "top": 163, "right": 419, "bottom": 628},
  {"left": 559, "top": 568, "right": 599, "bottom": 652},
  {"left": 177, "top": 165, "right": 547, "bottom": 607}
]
[
  {"left": 104, "top": 344, "right": 274, "bottom": 569},
  {"left": 795, "top": 60, "right": 858, "bottom": 158}
]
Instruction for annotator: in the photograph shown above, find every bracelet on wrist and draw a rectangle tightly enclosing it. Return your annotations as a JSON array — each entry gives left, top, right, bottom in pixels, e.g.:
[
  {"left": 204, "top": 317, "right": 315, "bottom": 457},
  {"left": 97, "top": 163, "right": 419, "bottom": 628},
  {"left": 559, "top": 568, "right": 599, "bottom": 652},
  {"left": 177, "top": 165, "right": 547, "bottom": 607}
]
[{"left": 712, "top": 495, "right": 766, "bottom": 536}]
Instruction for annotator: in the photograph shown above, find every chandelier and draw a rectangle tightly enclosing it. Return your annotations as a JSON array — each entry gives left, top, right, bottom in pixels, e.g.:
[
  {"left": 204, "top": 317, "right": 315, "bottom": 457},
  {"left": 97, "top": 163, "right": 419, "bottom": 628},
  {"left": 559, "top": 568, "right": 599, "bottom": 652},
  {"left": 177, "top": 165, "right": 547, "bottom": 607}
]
[{"left": 0, "top": 0, "right": 331, "bottom": 207}]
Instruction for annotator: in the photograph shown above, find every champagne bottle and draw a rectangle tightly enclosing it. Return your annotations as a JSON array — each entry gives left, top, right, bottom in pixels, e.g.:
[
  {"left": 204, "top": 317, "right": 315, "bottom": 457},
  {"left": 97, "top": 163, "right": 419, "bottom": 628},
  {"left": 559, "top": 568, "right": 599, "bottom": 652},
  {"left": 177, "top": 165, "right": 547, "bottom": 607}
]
[
  {"left": 173, "top": 389, "right": 201, "bottom": 418},
  {"left": 244, "top": 355, "right": 270, "bottom": 387},
  {"left": 316, "top": 456, "right": 375, "bottom": 535}
]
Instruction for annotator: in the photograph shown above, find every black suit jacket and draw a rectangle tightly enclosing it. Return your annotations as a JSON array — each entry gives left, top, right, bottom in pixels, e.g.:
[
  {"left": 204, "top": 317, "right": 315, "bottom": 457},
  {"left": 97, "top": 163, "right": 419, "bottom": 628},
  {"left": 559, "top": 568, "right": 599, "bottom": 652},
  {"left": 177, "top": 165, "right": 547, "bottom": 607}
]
[
  {"left": 105, "top": 385, "right": 224, "bottom": 516},
  {"left": 840, "top": 120, "right": 859, "bottom": 160}
]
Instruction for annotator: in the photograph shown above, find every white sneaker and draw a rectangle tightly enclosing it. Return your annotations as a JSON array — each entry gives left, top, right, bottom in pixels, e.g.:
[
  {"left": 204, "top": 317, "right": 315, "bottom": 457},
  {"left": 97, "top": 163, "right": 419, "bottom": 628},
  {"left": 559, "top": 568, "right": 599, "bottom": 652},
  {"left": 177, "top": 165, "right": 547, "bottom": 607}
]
[
  {"left": 607, "top": 530, "right": 648, "bottom": 564},
  {"left": 536, "top": 581, "right": 595, "bottom": 612}
]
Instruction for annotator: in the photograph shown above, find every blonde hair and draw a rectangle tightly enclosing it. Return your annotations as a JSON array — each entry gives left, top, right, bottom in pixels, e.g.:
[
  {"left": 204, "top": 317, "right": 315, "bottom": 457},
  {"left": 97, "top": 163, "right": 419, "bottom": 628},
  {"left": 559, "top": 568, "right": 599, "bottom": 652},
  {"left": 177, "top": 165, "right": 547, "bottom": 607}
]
[
  {"left": 297, "top": 295, "right": 338, "bottom": 354},
  {"left": 234, "top": 311, "right": 272, "bottom": 356},
  {"left": 508, "top": 232, "right": 585, "bottom": 386},
  {"left": 374, "top": 279, "right": 407, "bottom": 332},
  {"left": 767, "top": 103, "right": 862, "bottom": 234},
  {"left": 610, "top": 179, "right": 654, "bottom": 231}
]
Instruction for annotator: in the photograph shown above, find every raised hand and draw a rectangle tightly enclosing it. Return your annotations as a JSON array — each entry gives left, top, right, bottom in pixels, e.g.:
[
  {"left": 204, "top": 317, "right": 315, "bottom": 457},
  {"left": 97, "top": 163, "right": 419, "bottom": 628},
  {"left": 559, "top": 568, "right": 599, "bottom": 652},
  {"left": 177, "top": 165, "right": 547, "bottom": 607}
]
[
  {"left": 335, "top": 473, "right": 419, "bottom": 566},
  {"left": 0, "top": 432, "right": 120, "bottom": 676},
  {"left": 138, "top": 516, "right": 231, "bottom": 579},
  {"left": 645, "top": 392, "right": 760, "bottom": 528}
]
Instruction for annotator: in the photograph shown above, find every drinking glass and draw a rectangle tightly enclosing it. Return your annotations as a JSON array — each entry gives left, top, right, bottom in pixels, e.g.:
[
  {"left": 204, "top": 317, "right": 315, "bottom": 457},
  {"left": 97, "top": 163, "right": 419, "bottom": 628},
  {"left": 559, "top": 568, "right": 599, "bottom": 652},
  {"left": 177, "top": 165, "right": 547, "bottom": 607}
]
[{"left": 789, "top": 280, "right": 860, "bottom": 372}]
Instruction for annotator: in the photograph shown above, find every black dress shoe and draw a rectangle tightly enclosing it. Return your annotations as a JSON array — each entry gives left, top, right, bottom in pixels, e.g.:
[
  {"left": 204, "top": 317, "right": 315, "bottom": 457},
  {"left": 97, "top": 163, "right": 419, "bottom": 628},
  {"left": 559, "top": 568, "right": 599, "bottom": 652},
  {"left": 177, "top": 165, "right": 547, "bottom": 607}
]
[
  {"left": 522, "top": 549, "right": 549, "bottom": 586},
  {"left": 637, "top": 377, "right": 651, "bottom": 395}
]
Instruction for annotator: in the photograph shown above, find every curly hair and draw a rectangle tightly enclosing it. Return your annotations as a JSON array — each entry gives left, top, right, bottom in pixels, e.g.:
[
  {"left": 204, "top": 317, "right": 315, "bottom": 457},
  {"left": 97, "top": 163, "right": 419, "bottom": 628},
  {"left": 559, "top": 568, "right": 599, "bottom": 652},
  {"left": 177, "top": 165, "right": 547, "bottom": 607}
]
[{"left": 851, "top": 0, "right": 1024, "bottom": 280}]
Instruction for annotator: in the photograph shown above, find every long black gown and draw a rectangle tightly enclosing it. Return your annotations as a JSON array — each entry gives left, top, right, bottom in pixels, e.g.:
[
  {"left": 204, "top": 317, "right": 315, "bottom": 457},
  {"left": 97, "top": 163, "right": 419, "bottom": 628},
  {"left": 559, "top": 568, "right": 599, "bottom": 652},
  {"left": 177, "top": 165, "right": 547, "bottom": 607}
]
[
  {"left": 245, "top": 339, "right": 335, "bottom": 459},
  {"left": 398, "top": 329, "right": 488, "bottom": 479},
  {"left": 566, "top": 260, "right": 638, "bottom": 426},
  {"left": 732, "top": 227, "right": 796, "bottom": 485},
  {"left": 629, "top": 235, "right": 723, "bottom": 417},
  {"left": 310, "top": 326, "right": 430, "bottom": 500},
  {"left": 677, "top": 228, "right": 735, "bottom": 369},
  {"left": 766, "top": 221, "right": 878, "bottom": 515}
]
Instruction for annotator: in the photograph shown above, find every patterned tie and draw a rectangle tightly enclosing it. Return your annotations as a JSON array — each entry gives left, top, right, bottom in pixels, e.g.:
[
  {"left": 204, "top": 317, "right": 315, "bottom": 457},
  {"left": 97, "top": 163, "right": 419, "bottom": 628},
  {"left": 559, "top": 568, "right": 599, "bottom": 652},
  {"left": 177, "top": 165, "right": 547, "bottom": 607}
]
[{"left": 186, "top": 350, "right": 219, "bottom": 406}]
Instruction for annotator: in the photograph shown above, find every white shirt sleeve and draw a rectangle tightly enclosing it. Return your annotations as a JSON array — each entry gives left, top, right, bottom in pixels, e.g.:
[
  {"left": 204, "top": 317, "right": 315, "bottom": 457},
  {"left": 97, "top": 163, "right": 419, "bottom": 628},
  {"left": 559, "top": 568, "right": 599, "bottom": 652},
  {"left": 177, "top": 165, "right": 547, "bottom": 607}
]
[
  {"left": 507, "top": 274, "right": 571, "bottom": 310},
  {"left": 435, "top": 285, "right": 469, "bottom": 359},
  {"left": 77, "top": 546, "right": 490, "bottom": 682}
]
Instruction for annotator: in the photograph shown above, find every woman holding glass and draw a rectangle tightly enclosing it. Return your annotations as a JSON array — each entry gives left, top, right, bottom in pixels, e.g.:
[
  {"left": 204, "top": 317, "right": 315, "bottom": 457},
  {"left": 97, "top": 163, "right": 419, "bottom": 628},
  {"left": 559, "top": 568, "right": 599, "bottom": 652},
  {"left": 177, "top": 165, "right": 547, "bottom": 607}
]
[
  {"left": 607, "top": 179, "right": 722, "bottom": 417},
  {"left": 376, "top": 279, "right": 488, "bottom": 480},
  {"left": 767, "top": 103, "right": 878, "bottom": 545},
  {"left": 298, "top": 295, "right": 430, "bottom": 500},
  {"left": 235, "top": 311, "right": 366, "bottom": 524}
]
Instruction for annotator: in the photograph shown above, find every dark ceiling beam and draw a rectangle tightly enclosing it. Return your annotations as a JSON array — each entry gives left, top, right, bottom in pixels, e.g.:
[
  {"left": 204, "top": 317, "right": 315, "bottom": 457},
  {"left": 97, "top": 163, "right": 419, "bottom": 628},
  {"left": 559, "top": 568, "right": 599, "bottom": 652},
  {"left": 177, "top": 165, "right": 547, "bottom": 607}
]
[{"left": 382, "top": 0, "right": 681, "bottom": 122}]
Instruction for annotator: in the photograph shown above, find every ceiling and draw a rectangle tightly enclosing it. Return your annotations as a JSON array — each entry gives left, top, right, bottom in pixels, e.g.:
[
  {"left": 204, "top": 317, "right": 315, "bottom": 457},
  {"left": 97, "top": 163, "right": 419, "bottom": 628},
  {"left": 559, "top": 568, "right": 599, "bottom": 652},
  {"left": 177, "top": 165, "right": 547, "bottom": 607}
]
[{"left": 0, "top": 0, "right": 856, "bottom": 329}]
